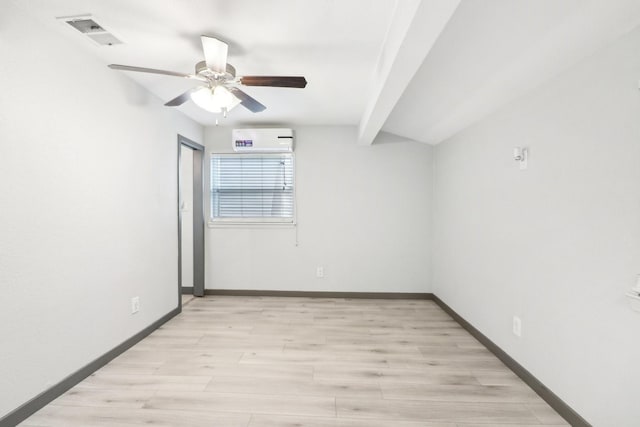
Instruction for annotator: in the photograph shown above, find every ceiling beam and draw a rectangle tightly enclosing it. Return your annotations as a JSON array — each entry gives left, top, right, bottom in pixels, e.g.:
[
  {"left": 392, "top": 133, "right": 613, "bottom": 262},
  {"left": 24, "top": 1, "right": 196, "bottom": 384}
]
[
  {"left": 372, "top": 130, "right": 420, "bottom": 145},
  {"left": 357, "top": 0, "right": 460, "bottom": 146}
]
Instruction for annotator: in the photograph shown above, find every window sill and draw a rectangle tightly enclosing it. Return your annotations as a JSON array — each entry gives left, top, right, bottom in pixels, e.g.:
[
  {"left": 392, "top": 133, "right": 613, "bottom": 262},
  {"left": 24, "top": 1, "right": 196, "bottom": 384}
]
[{"left": 207, "top": 221, "right": 297, "bottom": 229}]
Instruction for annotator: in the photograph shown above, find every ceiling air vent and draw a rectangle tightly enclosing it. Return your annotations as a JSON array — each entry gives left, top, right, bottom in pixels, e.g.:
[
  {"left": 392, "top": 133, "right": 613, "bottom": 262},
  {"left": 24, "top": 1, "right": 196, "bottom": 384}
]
[{"left": 59, "top": 15, "right": 122, "bottom": 46}]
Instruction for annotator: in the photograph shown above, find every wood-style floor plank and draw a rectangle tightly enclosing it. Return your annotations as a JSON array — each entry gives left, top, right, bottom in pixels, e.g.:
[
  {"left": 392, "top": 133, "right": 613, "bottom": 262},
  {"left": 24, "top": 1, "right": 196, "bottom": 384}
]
[
  {"left": 458, "top": 424, "right": 568, "bottom": 427},
  {"left": 314, "top": 364, "right": 480, "bottom": 385},
  {"left": 78, "top": 373, "right": 212, "bottom": 391},
  {"left": 51, "top": 388, "right": 156, "bottom": 408},
  {"left": 336, "top": 398, "right": 541, "bottom": 423},
  {"left": 144, "top": 391, "right": 336, "bottom": 417},
  {"left": 380, "top": 383, "right": 543, "bottom": 403},
  {"left": 18, "top": 296, "right": 568, "bottom": 426},
  {"left": 206, "top": 375, "right": 383, "bottom": 398},
  {"left": 21, "top": 405, "right": 251, "bottom": 427},
  {"left": 248, "top": 414, "right": 455, "bottom": 427}
]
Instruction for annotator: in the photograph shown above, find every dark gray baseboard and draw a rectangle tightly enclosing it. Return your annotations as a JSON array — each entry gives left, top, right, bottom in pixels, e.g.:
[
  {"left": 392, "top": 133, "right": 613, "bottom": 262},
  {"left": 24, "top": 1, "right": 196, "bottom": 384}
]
[
  {"left": 204, "top": 289, "right": 434, "bottom": 299},
  {"left": 0, "top": 306, "right": 181, "bottom": 427},
  {"left": 431, "top": 295, "right": 590, "bottom": 427},
  {"left": 181, "top": 286, "right": 194, "bottom": 294}
]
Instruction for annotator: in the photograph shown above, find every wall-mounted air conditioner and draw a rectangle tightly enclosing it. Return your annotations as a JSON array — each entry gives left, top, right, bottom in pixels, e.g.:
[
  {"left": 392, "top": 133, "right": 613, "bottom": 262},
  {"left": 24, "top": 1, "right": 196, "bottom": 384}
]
[{"left": 232, "top": 128, "right": 294, "bottom": 152}]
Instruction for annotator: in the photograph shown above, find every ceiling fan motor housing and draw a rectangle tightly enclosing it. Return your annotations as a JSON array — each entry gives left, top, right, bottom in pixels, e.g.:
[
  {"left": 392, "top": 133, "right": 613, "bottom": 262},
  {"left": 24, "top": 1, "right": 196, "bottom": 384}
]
[{"left": 195, "top": 61, "right": 236, "bottom": 80}]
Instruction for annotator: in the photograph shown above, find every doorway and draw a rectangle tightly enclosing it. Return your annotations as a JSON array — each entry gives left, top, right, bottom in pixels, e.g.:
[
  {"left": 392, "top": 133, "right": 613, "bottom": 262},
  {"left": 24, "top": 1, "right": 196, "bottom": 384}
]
[{"left": 178, "top": 135, "right": 205, "bottom": 299}]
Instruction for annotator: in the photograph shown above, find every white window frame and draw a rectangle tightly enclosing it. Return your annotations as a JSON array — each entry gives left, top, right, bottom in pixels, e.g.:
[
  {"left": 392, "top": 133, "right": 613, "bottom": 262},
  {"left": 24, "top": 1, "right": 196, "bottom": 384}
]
[{"left": 208, "top": 153, "right": 296, "bottom": 227}]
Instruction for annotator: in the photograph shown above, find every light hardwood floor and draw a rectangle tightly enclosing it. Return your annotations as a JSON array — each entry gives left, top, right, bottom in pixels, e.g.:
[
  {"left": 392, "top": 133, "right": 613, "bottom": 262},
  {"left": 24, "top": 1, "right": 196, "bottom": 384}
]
[
  {"left": 182, "top": 294, "right": 196, "bottom": 306},
  {"left": 19, "top": 296, "right": 568, "bottom": 427}
]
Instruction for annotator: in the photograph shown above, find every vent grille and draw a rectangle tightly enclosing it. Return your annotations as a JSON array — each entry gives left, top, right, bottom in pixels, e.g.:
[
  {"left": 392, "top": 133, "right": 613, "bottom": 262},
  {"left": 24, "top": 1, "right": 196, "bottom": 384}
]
[
  {"left": 66, "top": 19, "right": 104, "bottom": 34},
  {"left": 60, "top": 16, "right": 122, "bottom": 46}
]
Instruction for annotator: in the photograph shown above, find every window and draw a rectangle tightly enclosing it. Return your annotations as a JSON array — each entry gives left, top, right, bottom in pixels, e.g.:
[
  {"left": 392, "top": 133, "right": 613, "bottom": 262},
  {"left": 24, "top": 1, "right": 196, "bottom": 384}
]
[{"left": 210, "top": 153, "right": 295, "bottom": 223}]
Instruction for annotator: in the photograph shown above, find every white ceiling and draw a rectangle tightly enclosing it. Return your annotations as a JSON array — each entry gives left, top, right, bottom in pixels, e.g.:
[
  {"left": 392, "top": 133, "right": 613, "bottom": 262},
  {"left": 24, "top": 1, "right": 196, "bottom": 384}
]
[
  {"left": 384, "top": 0, "right": 640, "bottom": 144},
  {"left": 15, "top": 0, "right": 640, "bottom": 142},
  {"left": 17, "top": 0, "right": 396, "bottom": 127}
]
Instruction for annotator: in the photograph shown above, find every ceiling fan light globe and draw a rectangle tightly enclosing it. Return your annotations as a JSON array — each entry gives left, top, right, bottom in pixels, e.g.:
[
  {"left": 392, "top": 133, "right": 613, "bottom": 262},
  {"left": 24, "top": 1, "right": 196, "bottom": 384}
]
[
  {"left": 190, "top": 86, "right": 240, "bottom": 113},
  {"left": 212, "top": 85, "right": 234, "bottom": 106},
  {"left": 190, "top": 87, "right": 220, "bottom": 113}
]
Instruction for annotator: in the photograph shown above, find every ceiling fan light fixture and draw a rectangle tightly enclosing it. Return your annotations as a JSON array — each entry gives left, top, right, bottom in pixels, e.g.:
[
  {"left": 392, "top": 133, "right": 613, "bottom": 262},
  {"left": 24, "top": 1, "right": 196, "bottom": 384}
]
[
  {"left": 190, "top": 86, "right": 240, "bottom": 113},
  {"left": 108, "top": 35, "right": 305, "bottom": 115}
]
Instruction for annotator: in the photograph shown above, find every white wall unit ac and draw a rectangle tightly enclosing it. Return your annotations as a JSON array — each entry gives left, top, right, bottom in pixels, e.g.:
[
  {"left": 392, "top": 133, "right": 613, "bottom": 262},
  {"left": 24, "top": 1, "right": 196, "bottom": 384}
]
[{"left": 232, "top": 128, "right": 294, "bottom": 152}]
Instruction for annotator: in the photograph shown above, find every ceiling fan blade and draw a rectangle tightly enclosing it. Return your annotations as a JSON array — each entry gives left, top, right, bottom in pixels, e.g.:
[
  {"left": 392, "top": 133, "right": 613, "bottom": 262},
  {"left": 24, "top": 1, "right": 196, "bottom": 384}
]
[
  {"left": 164, "top": 88, "right": 199, "bottom": 107},
  {"left": 108, "top": 64, "right": 205, "bottom": 81},
  {"left": 240, "top": 76, "right": 307, "bottom": 88},
  {"left": 228, "top": 87, "right": 266, "bottom": 113},
  {"left": 201, "top": 36, "right": 228, "bottom": 74}
]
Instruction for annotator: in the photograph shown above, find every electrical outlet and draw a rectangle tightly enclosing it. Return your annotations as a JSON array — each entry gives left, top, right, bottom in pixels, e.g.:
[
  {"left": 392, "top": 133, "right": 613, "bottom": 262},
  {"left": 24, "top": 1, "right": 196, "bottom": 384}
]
[
  {"left": 316, "top": 266, "right": 324, "bottom": 278},
  {"left": 512, "top": 315, "right": 522, "bottom": 337},
  {"left": 131, "top": 296, "right": 140, "bottom": 314}
]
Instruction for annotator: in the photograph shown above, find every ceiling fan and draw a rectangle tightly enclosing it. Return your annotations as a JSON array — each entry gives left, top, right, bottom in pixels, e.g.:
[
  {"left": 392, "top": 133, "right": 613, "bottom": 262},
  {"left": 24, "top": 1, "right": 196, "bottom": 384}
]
[{"left": 108, "top": 35, "right": 307, "bottom": 115}]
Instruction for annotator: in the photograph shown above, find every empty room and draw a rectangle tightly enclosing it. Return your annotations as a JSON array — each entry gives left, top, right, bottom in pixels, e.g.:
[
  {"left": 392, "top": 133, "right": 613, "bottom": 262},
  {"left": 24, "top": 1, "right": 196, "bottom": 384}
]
[{"left": 2, "top": 0, "right": 640, "bottom": 426}]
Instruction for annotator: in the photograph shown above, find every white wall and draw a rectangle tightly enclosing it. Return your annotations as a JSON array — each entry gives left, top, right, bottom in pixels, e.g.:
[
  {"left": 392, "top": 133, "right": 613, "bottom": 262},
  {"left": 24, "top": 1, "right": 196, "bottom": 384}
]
[
  {"left": 0, "top": 2, "right": 202, "bottom": 419},
  {"left": 433, "top": 26, "right": 640, "bottom": 426},
  {"left": 205, "top": 126, "right": 433, "bottom": 293}
]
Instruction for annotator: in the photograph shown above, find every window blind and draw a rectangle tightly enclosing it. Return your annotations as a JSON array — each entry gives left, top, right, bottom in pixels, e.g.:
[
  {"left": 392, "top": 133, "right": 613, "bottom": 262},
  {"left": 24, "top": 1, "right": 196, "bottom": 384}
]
[{"left": 210, "top": 154, "right": 294, "bottom": 221}]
